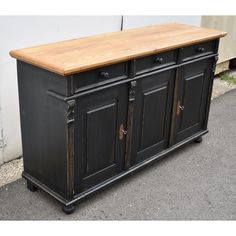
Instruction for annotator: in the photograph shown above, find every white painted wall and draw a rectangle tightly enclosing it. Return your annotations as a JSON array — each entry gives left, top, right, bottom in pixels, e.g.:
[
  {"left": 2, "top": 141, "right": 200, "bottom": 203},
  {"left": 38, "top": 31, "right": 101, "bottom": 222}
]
[
  {"left": 0, "top": 16, "right": 201, "bottom": 165},
  {"left": 0, "top": 97, "right": 3, "bottom": 165},
  {"left": 0, "top": 16, "right": 122, "bottom": 164},
  {"left": 123, "top": 16, "right": 201, "bottom": 29}
]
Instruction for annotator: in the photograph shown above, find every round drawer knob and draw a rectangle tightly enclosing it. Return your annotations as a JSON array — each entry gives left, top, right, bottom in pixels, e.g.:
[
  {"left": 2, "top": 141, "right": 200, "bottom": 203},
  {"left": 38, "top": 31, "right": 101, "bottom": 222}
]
[
  {"left": 155, "top": 57, "right": 164, "bottom": 64},
  {"left": 197, "top": 47, "right": 205, "bottom": 53},
  {"left": 99, "top": 71, "right": 110, "bottom": 79},
  {"left": 130, "top": 90, "right": 135, "bottom": 96}
]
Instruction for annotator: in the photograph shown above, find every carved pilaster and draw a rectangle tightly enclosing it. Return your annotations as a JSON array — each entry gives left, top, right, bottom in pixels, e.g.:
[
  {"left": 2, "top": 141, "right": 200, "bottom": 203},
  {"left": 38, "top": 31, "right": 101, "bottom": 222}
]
[
  {"left": 66, "top": 99, "right": 76, "bottom": 198},
  {"left": 66, "top": 99, "right": 76, "bottom": 124},
  {"left": 124, "top": 80, "right": 137, "bottom": 169},
  {"left": 212, "top": 55, "right": 219, "bottom": 74}
]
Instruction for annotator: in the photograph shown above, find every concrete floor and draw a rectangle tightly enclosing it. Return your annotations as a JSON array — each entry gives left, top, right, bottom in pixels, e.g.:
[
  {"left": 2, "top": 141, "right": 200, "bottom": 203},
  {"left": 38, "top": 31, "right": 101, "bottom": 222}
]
[
  {"left": 0, "top": 89, "right": 235, "bottom": 220},
  {"left": 212, "top": 78, "right": 236, "bottom": 99},
  {"left": 0, "top": 158, "right": 23, "bottom": 188}
]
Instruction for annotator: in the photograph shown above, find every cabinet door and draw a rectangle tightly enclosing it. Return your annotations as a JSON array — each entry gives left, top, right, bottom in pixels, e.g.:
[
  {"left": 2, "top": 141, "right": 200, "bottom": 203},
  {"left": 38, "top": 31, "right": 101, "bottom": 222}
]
[
  {"left": 74, "top": 84, "right": 128, "bottom": 192},
  {"left": 171, "top": 58, "right": 214, "bottom": 144},
  {"left": 131, "top": 69, "right": 175, "bottom": 164}
]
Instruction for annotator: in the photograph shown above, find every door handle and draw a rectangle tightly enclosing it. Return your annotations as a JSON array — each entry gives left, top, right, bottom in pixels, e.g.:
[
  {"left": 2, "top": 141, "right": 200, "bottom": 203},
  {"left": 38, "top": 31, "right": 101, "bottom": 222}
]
[
  {"left": 119, "top": 124, "right": 127, "bottom": 140},
  {"left": 99, "top": 71, "right": 110, "bottom": 79},
  {"left": 177, "top": 101, "right": 184, "bottom": 115}
]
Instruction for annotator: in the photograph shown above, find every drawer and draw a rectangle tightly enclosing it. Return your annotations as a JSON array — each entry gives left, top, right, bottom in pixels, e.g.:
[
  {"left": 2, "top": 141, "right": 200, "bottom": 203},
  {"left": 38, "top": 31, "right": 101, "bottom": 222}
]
[
  {"left": 135, "top": 50, "right": 178, "bottom": 75},
  {"left": 182, "top": 40, "right": 216, "bottom": 62},
  {"left": 73, "top": 62, "right": 129, "bottom": 93}
]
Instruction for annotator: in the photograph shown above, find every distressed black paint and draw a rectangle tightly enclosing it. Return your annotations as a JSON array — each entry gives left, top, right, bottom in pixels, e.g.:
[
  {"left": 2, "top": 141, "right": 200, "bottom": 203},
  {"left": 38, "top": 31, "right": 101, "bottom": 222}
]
[{"left": 17, "top": 39, "right": 219, "bottom": 214}]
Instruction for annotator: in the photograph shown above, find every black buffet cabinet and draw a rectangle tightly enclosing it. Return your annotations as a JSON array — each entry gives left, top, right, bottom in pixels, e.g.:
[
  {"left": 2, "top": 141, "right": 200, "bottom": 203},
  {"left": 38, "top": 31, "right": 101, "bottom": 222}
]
[{"left": 10, "top": 23, "right": 226, "bottom": 214}]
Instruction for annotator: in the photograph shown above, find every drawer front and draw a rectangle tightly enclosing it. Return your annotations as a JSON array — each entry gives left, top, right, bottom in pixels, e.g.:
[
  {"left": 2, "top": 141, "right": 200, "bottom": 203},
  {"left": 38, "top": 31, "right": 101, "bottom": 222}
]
[
  {"left": 182, "top": 40, "right": 216, "bottom": 62},
  {"left": 136, "top": 50, "right": 178, "bottom": 75},
  {"left": 73, "top": 62, "right": 129, "bottom": 93}
]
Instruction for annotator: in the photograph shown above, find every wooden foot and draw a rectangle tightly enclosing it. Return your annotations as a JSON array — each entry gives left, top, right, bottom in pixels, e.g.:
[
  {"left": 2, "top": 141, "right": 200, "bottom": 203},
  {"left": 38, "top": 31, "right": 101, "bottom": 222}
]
[
  {"left": 27, "top": 180, "right": 39, "bottom": 192},
  {"left": 62, "top": 204, "right": 76, "bottom": 214},
  {"left": 194, "top": 137, "right": 203, "bottom": 143}
]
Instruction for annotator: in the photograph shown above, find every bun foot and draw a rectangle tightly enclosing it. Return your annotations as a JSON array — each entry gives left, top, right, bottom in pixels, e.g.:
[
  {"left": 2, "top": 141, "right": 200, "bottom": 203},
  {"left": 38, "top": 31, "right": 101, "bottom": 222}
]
[
  {"left": 194, "top": 137, "right": 203, "bottom": 143},
  {"left": 27, "top": 180, "right": 39, "bottom": 192},
  {"left": 62, "top": 204, "right": 76, "bottom": 214}
]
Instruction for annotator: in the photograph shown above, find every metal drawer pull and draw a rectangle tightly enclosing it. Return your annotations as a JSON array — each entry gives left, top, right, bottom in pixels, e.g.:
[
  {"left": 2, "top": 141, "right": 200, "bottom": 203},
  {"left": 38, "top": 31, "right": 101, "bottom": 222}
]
[
  {"left": 196, "top": 47, "right": 205, "bottom": 53},
  {"left": 99, "top": 71, "right": 110, "bottom": 79},
  {"left": 155, "top": 57, "right": 164, "bottom": 64}
]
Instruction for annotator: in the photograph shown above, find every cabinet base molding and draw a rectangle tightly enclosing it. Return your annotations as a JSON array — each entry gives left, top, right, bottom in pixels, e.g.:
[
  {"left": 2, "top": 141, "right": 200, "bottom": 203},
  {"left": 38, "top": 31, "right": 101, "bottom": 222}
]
[{"left": 22, "top": 130, "right": 207, "bottom": 213}]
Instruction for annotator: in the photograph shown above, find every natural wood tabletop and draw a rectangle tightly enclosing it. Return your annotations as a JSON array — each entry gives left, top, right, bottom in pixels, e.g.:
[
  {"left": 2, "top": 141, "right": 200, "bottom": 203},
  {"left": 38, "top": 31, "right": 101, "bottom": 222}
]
[{"left": 10, "top": 23, "right": 227, "bottom": 76}]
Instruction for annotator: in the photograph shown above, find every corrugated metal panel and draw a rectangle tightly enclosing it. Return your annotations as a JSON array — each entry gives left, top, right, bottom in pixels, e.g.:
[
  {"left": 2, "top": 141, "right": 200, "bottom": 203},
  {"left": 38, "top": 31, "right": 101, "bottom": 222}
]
[{"left": 201, "top": 16, "right": 236, "bottom": 63}]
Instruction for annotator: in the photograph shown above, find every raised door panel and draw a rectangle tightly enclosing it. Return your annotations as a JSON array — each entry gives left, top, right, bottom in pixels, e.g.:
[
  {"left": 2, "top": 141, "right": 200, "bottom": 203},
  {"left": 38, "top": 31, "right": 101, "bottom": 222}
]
[
  {"left": 140, "top": 85, "right": 168, "bottom": 150},
  {"left": 74, "top": 84, "right": 128, "bottom": 192},
  {"left": 179, "top": 73, "right": 204, "bottom": 131},
  {"left": 131, "top": 69, "right": 175, "bottom": 164},
  {"left": 172, "top": 58, "right": 214, "bottom": 144},
  {"left": 86, "top": 102, "right": 117, "bottom": 175}
]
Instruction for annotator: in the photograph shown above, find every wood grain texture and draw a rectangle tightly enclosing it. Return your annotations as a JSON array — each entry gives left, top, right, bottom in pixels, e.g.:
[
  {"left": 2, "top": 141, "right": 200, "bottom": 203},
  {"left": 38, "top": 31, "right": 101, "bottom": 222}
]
[{"left": 10, "top": 23, "right": 227, "bottom": 76}]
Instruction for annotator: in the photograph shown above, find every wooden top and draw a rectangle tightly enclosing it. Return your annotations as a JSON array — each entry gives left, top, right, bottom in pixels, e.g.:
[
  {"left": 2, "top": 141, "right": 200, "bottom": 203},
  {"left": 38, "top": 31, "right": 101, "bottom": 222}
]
[{"left": 10, "top": 23, "right": 227, "bottom": 76}]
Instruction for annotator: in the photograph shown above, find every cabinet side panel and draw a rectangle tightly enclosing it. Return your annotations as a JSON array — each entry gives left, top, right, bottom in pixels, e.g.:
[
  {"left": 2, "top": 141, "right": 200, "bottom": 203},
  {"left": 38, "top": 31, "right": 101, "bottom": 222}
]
[{"left": 17, "top": 61, "right": 68, "bottom": 198}]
